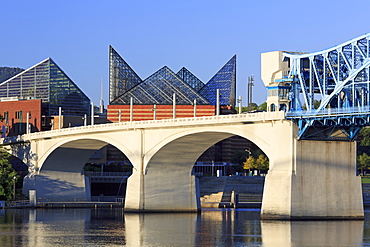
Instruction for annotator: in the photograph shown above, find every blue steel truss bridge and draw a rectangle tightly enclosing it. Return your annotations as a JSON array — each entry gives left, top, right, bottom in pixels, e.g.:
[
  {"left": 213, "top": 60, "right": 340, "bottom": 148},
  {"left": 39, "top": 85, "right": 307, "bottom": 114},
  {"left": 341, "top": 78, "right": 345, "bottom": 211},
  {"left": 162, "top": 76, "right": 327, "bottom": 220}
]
[{"left": 266, "top": 33, "right": 370, "bottom": 141}]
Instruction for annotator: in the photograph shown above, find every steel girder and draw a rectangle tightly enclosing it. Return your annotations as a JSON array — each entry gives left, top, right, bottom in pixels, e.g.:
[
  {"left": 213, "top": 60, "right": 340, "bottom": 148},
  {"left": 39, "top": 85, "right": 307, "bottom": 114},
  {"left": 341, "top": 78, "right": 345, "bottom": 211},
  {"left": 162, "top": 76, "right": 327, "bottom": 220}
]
[
  {"left": 285, "top": 33, "right": 370, "bottom": 113},
  {"left": 288, "top": 114, "right": 366, "bottom": 141}
]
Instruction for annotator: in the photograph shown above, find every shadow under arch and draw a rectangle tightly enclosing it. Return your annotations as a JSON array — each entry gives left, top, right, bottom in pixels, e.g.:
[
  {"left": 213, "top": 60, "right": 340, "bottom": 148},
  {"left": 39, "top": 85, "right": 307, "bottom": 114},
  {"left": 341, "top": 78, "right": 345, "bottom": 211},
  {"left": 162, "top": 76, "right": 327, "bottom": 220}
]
[
  {"left": 27, "top": 137, "right": 135, "bottom": 202},
  {"left": 126, "top": 128, "right": 271, "bottom": 211},
  {"left": 144, "top": 128, "right": 272, "bottom": 174}
]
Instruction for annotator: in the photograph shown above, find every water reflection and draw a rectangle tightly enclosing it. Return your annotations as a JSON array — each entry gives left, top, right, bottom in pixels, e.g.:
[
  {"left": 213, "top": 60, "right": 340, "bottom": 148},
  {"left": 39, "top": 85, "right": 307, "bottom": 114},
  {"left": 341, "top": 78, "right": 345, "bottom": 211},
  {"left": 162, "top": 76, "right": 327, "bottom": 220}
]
[
  {"left": 261, "top": 220, "right": 364, "bottom": 247},
  {"left": 0, "top": 208, "right": 369, "bottom": 246},
  {"left": 125, "top": 213, "right": 198, "bottom": 246}
]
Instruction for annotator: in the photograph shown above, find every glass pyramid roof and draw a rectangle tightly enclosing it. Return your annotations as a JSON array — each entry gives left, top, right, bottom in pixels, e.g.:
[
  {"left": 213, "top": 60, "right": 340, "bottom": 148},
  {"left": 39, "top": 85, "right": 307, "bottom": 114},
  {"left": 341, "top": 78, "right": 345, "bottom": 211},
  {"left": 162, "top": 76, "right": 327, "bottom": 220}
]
[
  {"left": 199, "top": 55, "right": 236, "bottom": 106},
  {"left": 113, "top": 66, "right": 209, "bottom": 105},
  {"left": 109, "top": 47, "right": 236, "bottom": 106},
  {"left": 0, "top": 58, "right": 90, "bottom": 116},
  {"left": 109, "top": 46, "right": 142, "bottom": 103},
  {"left": 176, "top": 67, "right": 205, "bottom": 92}
]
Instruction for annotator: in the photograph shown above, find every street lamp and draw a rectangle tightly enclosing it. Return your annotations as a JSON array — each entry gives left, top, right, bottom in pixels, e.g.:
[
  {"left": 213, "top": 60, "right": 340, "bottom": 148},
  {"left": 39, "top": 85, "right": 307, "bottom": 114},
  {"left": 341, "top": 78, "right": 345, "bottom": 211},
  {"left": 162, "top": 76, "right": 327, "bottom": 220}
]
[{"left": 13, "top": 176, "right": 16, "bottom": 201}]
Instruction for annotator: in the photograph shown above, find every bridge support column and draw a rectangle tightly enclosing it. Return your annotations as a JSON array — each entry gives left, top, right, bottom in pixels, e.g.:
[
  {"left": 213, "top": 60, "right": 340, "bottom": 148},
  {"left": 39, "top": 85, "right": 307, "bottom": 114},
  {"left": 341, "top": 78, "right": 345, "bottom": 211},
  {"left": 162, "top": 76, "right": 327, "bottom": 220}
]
[
  {"left": 124, "top": 128, "right": 202, "bottom": 212},
  {"left": 125, "top": 167, "right": 200, "bottom": 212},
  {"left": 261, "top": 140, "right": 364, "bottom": 220}
]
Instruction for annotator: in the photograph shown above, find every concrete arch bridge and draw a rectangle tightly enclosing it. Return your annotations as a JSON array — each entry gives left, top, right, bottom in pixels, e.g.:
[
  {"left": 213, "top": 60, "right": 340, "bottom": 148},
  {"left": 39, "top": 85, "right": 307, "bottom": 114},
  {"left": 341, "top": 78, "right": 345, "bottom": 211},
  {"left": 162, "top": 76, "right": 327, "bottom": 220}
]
[{"left": 2, "top": 111, "right": 363, "bottom": 220}]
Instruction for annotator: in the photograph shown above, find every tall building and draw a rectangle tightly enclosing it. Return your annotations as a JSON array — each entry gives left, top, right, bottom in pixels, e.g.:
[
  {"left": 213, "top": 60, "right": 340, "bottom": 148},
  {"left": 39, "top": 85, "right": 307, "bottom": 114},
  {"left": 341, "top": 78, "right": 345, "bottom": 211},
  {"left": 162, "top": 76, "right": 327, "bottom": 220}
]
[{"left": 0, "top": 58, "right": 90, "bottom": 135}]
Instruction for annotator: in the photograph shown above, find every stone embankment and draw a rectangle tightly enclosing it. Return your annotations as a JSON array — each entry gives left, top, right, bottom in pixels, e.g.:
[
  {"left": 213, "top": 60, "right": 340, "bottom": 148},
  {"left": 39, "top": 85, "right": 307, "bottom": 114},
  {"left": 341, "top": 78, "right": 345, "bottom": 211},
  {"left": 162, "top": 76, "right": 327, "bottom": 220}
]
[
  {"left": 199, "top": 176, "right": 264, "bottom": 208},
  {"left": 199, "top": 176, "right": 370, "bottom": 208}
]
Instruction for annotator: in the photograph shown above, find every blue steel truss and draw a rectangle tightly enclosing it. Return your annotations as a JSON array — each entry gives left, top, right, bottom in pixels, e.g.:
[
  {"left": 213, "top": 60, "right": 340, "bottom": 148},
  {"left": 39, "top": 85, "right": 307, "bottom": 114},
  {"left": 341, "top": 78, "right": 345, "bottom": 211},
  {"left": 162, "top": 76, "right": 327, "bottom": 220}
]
[
  {"left": 286, "top": 106, "right": 370, "bottom": 140},
  {"left": 284, "top": 33, "right": 370, "bottom": 140},
  {"left": 285, "top": 33, "right": 370, "bottom": 112}
]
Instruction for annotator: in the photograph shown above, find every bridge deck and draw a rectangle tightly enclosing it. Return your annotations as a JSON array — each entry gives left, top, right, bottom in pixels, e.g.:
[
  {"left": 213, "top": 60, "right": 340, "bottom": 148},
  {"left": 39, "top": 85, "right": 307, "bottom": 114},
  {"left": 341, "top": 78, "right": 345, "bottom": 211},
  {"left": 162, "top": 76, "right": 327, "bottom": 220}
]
[{"left": 1, "top": 111, "right": 285, "bottom": 143}]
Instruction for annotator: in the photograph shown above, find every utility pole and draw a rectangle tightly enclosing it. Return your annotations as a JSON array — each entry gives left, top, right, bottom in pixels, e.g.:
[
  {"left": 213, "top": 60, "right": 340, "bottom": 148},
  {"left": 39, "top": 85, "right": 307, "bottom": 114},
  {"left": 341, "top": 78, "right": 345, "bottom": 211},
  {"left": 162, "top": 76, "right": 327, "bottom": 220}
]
[{"left": 247, "top": 75, "right": 254, "bottom": 112}]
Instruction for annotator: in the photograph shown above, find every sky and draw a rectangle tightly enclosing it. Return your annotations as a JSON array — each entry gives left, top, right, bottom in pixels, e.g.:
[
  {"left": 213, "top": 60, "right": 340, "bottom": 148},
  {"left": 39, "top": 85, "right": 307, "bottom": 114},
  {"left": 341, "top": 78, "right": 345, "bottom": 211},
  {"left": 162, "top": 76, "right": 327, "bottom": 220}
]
[{"left": 1, "top": 0, "right": 370, "bottom": 106}]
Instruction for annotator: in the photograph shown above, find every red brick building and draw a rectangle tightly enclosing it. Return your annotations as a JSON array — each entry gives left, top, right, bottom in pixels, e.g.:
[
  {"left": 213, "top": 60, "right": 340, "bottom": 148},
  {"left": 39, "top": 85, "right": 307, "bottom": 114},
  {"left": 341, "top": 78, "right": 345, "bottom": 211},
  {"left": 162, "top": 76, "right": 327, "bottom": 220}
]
[
  {"left": 0, "top": 99, "right": 42, "bottom": 137},
  {"left": 107, "top": 105, "right": 215, "bottom": 122}
]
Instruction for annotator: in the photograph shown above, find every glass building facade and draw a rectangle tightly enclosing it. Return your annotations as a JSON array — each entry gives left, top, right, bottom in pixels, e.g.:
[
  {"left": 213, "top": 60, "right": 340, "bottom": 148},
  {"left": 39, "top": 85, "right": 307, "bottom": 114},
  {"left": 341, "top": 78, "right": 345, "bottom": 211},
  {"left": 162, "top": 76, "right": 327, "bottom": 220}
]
[
  {"left": 0, "top": 58, "right": 90, "bottom": 117},
  {"left": 109, "top": 46, "right": 236, "bottom": 107}
]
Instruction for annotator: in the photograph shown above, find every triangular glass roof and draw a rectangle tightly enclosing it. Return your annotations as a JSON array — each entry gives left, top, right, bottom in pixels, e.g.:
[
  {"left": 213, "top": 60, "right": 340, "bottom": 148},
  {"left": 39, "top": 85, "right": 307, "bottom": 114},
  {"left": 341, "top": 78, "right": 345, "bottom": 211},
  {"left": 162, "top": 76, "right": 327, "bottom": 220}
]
[
  {"left": 109, "top": 46, "right": 142, "bottom": 104},
  {"left": 113, "top": 66, "right": 210, "bottom": 105},
  {"left": 48, "top": 59, "right": 90, "bottom": 116},
  {"left": 0, "top": 58, "right": 90, "bottom": 116},
  {"left": 199, "top": 55, "right": 236, "bottom": 106},
  {"left": 176, "top": 67, "right": 205, "bottom": 92},
  {"left": 109, "top": 47, "right": 236, "bottom": 106}
]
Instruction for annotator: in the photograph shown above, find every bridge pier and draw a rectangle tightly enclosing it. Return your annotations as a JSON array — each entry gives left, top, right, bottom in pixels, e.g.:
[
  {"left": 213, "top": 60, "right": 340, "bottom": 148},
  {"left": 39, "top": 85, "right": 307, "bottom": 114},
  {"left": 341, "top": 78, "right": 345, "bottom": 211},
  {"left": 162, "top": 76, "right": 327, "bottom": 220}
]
[
  {"left": 261, "top": 140, "right": 364, "bottom": 220},
  {"left": 125, "top": 170, "right": 200, "bottom": 212}
]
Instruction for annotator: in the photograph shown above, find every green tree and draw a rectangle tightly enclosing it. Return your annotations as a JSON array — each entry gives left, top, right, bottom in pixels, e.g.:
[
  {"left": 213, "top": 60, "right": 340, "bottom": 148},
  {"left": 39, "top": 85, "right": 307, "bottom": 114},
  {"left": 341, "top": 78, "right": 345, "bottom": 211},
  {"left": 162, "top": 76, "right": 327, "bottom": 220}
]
[
  {"left": 231, "top": 150, "right": 249, "bottom": 165},
  {"left": 0, "top": 148, "right": 17, "bottom": 201},
  {"left": 313, "top": 100, "right": 321, "bottom": 109},
  {"left": 358, "top": 128, "right": 370, "bottom": 147},
  {"left": 248, "top": 103, "right": 258, "bottom": 111},
  {"left": 231, "top": 150, "right": 249, "bottom": 172},
  {"left": 358, "top": 152, "right": 370, "bottom": 175},
  {"left": 255, "top": 154, "right": 269, "bottom": 171},
  {"left": 258, "top": 102, "right": 267, "bottom": 111},
  {"left": 243, "top": 156, "right": 256, "bottom": 170}
]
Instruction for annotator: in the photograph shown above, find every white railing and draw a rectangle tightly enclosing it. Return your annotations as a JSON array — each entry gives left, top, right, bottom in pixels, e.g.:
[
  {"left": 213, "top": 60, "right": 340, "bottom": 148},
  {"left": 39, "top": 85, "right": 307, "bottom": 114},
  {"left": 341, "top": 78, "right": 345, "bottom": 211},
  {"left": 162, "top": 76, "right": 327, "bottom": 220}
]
[{"left": 1, "top": 111, "right": 285, "bottom": 143}]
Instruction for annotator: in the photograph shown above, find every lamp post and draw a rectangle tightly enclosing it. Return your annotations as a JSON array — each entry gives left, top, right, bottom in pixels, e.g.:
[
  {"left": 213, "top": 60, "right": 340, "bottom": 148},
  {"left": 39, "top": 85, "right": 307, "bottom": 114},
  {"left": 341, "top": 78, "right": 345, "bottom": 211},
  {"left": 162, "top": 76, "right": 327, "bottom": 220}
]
[
  {"left": 237, "top": 96, "right": 242, "bottom": 114},
  {"left": 212, "top": 160, "right": 214, "bottom": 177},
  {"left": 152, "top": 104, "right": 156, "bottom": 120},
  {"left": 13, "top": 176, "right": 16, "bottom": 201}
]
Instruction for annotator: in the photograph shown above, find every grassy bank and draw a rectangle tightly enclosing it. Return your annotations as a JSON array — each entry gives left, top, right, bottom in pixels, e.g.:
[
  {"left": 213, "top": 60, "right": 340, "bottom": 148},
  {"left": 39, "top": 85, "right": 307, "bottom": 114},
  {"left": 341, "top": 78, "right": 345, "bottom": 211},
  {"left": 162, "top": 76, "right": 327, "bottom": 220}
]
[{"left": 362, "top": 176, "right": 370, "bottom": 183}]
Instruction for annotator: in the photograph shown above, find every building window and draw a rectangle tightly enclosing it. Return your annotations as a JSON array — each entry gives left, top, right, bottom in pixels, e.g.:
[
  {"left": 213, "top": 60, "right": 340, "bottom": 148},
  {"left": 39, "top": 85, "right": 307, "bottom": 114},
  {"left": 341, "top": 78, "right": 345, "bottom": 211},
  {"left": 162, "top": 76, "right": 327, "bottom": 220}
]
[
  {"left": 270, "top": 104, "right": 276, "bottom": 112},
  {"left": 15, "top": 111, "right": 23, "bottom": 119}
]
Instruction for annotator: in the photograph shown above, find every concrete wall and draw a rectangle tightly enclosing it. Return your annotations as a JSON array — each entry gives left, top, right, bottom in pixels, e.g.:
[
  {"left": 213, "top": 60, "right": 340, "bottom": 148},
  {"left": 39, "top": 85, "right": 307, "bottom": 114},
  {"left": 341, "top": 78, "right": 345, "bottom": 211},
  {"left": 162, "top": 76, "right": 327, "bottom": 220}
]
[
  {"left": 261, "top": 51, "right": 284, "bottom": 87},
  {"left": 261, "top": 139, "right": 364, "bottom": 219}
]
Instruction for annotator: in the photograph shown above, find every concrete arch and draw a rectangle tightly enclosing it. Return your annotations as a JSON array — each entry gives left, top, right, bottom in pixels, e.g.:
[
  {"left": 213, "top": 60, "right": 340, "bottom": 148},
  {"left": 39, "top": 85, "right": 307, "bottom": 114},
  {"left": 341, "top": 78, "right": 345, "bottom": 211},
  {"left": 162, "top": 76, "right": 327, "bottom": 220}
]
[
  {"left": 27, "top": 136, "right": 135, "bottom": 202},
  {"left": 125, "top": 125, "right": 277, "bottom": 211},
  {"left": 144, "top": 127, "right": 273, "bottom": 173},
  {"left": 37, "top": 136, "right": 135, "bottom": 171}
]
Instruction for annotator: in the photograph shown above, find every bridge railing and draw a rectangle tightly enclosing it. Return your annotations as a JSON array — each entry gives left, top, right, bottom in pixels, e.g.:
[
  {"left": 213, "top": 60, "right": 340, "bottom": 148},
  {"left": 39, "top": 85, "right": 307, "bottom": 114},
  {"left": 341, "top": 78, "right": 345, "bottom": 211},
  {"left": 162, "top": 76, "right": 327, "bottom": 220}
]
[
  {"left": 11, "top": 111, "right": 285, "bottom": 141},
  {"left": 286, "top": 106, "right": 370, "bottom": 118},
  {"left": 87, "top": 172, "right": 132, "bottom": 177}
]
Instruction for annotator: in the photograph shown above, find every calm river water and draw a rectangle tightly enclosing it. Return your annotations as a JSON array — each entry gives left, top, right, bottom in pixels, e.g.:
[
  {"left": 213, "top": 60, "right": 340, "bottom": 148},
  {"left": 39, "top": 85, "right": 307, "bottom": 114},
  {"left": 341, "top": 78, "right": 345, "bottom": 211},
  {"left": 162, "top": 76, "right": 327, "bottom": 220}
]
[{"left": 1, "top": 208, "right": 370, "bottom": 246}]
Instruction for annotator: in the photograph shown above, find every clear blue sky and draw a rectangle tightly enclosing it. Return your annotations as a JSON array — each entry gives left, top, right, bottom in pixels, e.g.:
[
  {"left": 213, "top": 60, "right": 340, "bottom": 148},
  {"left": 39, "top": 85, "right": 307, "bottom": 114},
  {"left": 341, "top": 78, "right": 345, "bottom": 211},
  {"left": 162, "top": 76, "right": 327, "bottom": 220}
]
[{"left": 1, "top": 1, "right": 370, "bottom": 106}]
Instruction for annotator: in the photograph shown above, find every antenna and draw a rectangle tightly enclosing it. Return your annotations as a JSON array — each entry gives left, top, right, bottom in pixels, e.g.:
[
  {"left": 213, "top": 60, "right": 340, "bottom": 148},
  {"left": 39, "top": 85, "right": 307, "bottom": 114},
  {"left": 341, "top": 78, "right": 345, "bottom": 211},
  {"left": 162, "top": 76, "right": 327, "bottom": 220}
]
[{"left": 247, "top": 75, "right": 254, "bottom": 112}]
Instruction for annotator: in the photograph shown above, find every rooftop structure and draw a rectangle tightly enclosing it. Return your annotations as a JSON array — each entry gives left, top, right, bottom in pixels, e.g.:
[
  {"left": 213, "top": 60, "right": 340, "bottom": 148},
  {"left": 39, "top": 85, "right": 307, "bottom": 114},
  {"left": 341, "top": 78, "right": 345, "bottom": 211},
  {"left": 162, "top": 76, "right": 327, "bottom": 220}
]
[
  {"left": 0, "top": 58, "right": 90, "bottom": 117},
  {"left": 109, "top": 46, "right": 236, "bottom": 107}
]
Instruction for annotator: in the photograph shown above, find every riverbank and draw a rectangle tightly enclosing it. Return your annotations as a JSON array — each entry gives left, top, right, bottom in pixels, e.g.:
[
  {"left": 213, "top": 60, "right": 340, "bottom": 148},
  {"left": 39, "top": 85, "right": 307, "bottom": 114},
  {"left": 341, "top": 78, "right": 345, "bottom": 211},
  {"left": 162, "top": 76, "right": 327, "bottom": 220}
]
[
  {"left": 200, "top": 176, "right": 370, "bottom": 209},
  {"left": 4, "top": 175, "right": 370, "bottom": 209}
]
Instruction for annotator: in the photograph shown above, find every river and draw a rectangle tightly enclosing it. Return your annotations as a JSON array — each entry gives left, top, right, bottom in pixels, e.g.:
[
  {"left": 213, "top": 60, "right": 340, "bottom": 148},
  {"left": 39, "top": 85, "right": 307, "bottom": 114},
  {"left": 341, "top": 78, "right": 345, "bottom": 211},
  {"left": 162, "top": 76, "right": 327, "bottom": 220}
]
[{"left": 0, "top": 208, "right": 369, "bottom": 246}]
